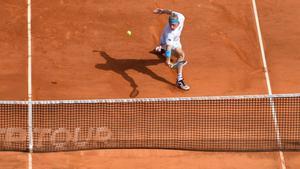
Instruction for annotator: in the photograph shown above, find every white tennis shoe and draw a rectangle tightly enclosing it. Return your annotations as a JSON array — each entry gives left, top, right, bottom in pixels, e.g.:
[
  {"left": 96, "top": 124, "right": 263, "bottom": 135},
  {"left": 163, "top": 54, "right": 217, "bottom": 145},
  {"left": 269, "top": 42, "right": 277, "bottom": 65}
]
[{"left": 176, "top": 79, "right": 190, "bottom": 91}]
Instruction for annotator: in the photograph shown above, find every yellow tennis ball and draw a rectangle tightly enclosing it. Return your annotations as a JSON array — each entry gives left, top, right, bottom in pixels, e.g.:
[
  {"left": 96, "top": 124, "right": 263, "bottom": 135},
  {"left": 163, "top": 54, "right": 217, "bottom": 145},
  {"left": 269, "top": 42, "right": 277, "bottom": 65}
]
[{"left": 127, "top": 30, "right": 132, "bottom": 36}]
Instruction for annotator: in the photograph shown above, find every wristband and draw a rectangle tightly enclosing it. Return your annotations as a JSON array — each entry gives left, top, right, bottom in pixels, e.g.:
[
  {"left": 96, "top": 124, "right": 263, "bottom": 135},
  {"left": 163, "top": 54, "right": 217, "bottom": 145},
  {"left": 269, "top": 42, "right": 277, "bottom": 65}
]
[{"left": 165, "top": 50, "right": 171, "bottom": 58}]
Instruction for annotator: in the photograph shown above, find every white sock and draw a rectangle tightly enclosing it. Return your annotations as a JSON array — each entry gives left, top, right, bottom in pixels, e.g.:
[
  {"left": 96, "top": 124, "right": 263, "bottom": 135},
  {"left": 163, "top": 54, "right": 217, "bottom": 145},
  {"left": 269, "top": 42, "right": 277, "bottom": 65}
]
[{"left": 177, "top": 73, "right": 183, "bottom": 81}]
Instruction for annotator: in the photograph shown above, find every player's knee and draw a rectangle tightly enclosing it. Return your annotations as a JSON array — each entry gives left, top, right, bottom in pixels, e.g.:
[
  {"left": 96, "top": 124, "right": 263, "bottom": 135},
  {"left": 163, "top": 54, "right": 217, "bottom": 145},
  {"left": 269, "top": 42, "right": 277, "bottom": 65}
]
[
  {"left": 179, "top": 53, "right": 185, "bottom": 61},
  {"left": 181, "top": 54, "right": 185, "bottom": 59},
  {"left": 175, "top": 49, "right": 185, "bottom": 60}
]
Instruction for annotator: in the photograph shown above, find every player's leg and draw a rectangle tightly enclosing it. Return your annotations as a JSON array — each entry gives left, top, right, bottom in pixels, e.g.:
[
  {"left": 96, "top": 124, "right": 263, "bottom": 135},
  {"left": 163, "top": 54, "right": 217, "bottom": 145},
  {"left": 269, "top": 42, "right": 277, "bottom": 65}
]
[
  {"left": 174, "top": 47, "right": 187, "bottom": 76},
  {"left": 174, "top": 47, "right": 185, "bottom": 62},
  {"left": 174, "top": 47, "right": 189, "bottom": 90}
]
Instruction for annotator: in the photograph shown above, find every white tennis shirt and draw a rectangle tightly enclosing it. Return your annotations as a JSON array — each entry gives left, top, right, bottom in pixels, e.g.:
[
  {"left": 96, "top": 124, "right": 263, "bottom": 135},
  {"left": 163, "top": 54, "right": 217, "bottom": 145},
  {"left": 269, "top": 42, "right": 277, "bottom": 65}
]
[{"left": 160, "top": 11, "right": 185, "bottom": 49}]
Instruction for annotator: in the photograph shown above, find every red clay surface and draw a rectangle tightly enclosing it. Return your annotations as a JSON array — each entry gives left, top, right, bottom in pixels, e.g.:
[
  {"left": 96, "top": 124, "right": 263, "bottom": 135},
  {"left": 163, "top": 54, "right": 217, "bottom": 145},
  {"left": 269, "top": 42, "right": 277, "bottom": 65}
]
[
  {"left": 31, "top": 0, "right": 267, "bottom": 100},
  {"left": 0, "top": 152, "right": 27, "bottom": 169},
  {"left": 256, "top": 0, "right": 300, "bottom": 94},
  {"left": 0, "top": 1, "right": 27, "bottom": 100},
  {"left": 0, "top": 150, "right": 282, "bottom": 169},
  {"left": 256, "top": 0, "right": 300, "bottom": 168},
  {"left": 32, "top": 150, "right": 281, "bottom": 169},
  {"left": 0, "top": 0, "right": 300, "bottom": 169}
]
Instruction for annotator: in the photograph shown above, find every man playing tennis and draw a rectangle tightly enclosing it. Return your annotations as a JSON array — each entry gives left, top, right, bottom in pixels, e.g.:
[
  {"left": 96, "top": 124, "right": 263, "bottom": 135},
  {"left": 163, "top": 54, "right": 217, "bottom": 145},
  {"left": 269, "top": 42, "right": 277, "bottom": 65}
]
[{"left": 153, "top": 8, "right": 190, "bottom": 90}]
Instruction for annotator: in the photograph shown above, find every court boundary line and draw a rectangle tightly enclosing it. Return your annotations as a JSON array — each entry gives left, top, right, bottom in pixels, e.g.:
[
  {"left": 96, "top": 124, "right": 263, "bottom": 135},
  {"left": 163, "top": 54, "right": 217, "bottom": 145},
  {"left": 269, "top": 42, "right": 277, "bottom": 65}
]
[
  {"left": 27, "top": 0, "right": 33, "bottom": 169},
  {"left": 251, "top": 0, "right": 286, "bottom": 169},
  {"left": 28, "top": 153, "right": 32, "bottom": 169}
]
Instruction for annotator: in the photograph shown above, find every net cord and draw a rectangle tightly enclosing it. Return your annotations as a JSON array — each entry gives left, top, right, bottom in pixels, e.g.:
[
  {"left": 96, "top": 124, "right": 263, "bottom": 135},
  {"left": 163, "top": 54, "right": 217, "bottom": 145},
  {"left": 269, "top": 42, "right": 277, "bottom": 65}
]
[{"left": 0, "top": 93, "right": 299, "bottom": 104}]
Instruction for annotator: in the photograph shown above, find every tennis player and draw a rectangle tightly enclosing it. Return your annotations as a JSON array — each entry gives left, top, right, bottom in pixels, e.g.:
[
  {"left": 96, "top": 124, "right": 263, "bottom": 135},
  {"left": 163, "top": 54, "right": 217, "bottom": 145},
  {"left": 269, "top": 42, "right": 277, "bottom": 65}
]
[{"left": 153, "top": 8, "right": 190, "bottom": 91}]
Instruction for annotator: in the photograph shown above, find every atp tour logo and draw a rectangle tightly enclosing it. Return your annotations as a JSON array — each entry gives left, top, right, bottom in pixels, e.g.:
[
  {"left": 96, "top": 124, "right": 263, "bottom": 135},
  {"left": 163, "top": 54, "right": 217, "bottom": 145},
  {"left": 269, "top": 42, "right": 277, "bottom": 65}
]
[{"left": 0, "top": 127, "right": 112, "bottom": 149}]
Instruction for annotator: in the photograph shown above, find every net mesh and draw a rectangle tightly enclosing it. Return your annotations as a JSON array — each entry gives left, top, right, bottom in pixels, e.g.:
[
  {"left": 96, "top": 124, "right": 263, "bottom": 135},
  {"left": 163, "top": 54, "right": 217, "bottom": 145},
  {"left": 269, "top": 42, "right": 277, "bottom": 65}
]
[
  {"left": 0, "top": 102, "right": 28, "bottom": 151},
  {"left": 0, "top": 94, "right": 299, "bottom": 152}
]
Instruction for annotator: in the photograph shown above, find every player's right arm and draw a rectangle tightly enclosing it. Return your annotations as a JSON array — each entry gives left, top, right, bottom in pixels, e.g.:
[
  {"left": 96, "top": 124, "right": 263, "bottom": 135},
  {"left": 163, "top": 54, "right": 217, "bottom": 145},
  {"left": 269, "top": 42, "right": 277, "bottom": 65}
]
[
  {"left": 153, "top": 9, "right": 185, "bottom": 24},
  {"left": 153, "top": 8, "right": 173, "bottom": 15}
]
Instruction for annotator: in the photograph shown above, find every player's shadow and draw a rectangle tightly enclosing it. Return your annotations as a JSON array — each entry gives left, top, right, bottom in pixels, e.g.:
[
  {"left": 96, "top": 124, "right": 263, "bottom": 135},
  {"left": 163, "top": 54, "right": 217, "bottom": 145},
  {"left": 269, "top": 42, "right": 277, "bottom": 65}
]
[{"left": 93, "top": 50, "right": 173, "bottom": 98}]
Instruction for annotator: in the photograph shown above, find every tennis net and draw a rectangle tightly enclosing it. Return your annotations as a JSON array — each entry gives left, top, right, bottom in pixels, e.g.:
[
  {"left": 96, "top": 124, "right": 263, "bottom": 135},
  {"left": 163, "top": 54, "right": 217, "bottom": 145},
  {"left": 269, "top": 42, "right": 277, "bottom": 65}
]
[{"left": 0, "top": 94, "right": 299, "bottom": 152}]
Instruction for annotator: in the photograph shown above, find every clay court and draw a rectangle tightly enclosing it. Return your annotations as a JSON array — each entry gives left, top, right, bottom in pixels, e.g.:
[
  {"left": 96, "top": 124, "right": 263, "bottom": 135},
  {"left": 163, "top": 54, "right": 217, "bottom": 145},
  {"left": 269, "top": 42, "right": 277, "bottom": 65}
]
[{"left": 0, "top": 0, "right": 300, "bottom": 168}]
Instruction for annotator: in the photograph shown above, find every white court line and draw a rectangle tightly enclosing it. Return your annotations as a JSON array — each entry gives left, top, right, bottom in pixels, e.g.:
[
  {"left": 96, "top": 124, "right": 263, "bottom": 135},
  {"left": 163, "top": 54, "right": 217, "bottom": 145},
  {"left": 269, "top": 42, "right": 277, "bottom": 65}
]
[
  {"left": 28, "top": 153, "right": 32, "bottom": 169},
  {"left": 27, "top": 0, "right": 33, "bottom": 151},
  {"left": 27, "top": 0, "right": 33, "bottom": 169},
  {"left": 251, "top": 0, "right": 286, "bottom": 169},
  {"left": 27, "top": 0, "right": 32, "bottom": 101}
]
